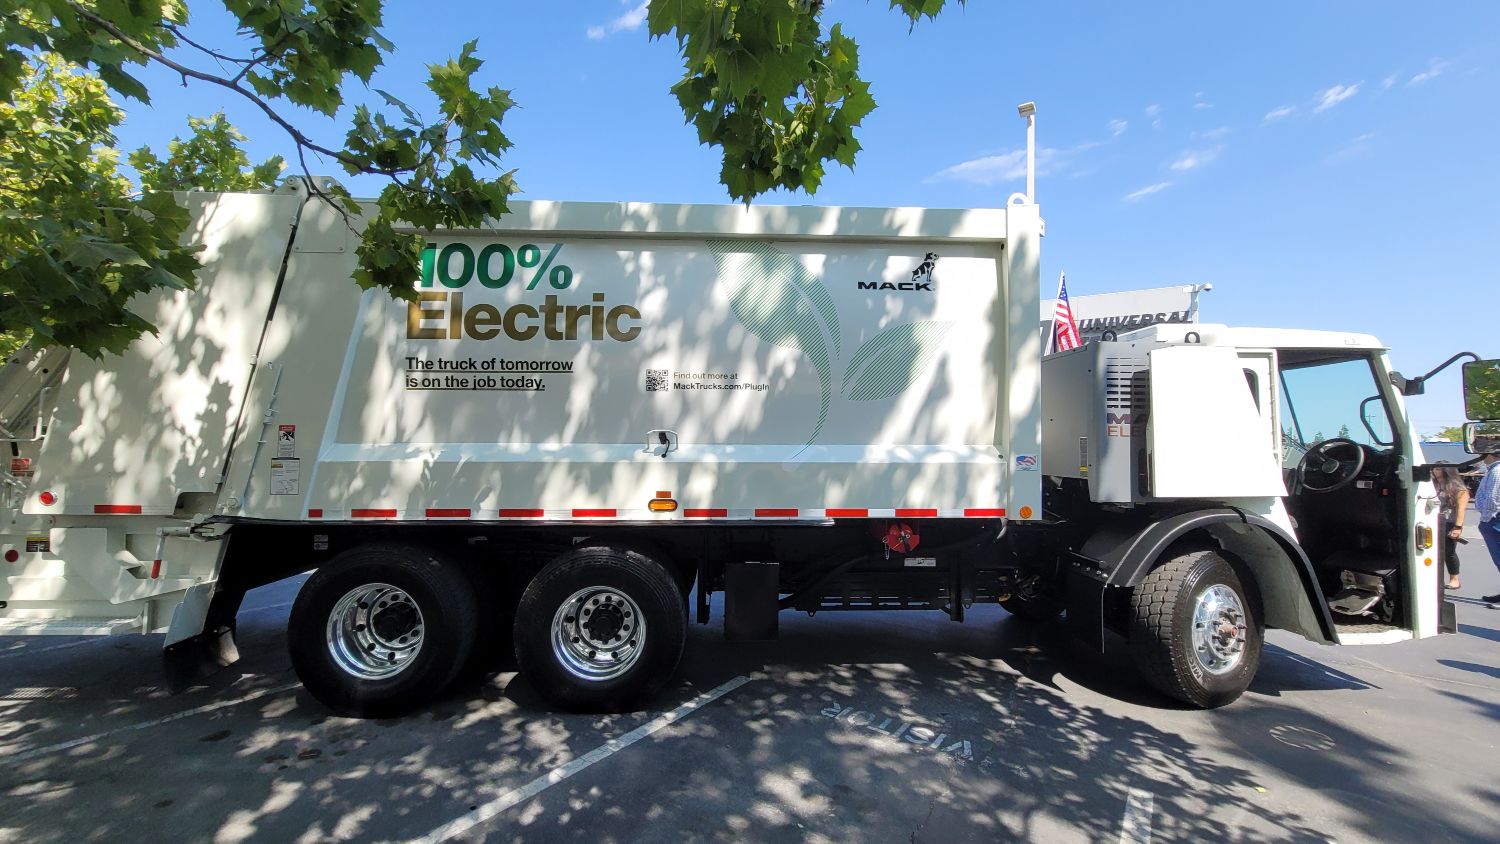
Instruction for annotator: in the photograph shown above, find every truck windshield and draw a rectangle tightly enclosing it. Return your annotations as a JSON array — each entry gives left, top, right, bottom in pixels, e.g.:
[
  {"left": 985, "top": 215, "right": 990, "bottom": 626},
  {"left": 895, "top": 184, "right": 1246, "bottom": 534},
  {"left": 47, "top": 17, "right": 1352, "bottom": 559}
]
[{"left": 1279, "top": 356, "right": 1395, "bottom": 465}]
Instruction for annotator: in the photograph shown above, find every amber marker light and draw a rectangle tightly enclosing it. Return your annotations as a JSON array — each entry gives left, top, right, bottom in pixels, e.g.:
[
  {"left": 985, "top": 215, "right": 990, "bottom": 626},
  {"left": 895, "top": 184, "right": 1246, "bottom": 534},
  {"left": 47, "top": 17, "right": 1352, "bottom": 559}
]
[{"left": 648, "top": 491, "right": 678, "bottom": 513}]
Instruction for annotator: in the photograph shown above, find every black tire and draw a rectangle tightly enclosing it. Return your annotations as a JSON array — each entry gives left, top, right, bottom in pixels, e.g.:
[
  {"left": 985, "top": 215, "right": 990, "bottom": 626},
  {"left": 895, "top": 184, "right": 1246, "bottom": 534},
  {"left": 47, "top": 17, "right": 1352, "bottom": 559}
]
[
  {"left": 514, "top": 545, "right": 686, "bottom": 712},
  {"left": 289, "top": 544, "right": 479, "bottom": 718},
  {"left": 1128, "top": 549, "right": 1263, "bottom": 708}
]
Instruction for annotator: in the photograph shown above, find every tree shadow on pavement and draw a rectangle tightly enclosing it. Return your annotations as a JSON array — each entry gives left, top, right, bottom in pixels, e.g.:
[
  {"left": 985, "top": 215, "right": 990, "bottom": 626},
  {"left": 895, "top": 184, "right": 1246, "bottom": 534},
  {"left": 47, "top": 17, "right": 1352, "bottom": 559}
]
[{"left": 0, "top": 605, "right": 1491, "bottom": 843}]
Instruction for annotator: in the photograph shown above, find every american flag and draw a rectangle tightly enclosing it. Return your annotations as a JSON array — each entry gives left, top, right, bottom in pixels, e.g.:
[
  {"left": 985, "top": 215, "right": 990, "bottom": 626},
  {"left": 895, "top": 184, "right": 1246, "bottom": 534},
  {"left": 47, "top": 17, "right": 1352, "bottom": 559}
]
[{"left": 1050, "top": 272, "right": 1081, "bottom": 353}]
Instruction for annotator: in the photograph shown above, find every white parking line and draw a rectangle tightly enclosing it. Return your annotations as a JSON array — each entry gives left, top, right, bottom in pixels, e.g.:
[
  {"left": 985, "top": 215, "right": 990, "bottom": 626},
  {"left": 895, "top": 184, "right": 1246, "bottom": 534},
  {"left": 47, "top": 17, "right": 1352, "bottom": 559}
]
[
  {"left": 413, "top": 675, "right": 754, "bottom": 844},
  {"left": 1119, "top": 788, "right": 1154, "bottom": 844},
  {"left": 10, "top": 681, "right": 302, "bottom": 763}
]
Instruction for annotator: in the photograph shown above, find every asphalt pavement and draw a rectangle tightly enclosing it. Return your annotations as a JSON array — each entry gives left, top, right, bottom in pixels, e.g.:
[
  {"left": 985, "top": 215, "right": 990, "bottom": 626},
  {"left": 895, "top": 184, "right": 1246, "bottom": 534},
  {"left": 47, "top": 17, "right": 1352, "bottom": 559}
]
[{"left": 2, "top": 523, "right": 1498, "bottom": 843}]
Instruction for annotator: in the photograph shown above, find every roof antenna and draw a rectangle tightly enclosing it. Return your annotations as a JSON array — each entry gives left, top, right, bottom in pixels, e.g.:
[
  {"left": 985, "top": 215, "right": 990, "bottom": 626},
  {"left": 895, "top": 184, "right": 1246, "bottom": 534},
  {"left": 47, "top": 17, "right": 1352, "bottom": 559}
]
[{"left": 1011, "top": 102, "right": 1037, "bottom": 206}]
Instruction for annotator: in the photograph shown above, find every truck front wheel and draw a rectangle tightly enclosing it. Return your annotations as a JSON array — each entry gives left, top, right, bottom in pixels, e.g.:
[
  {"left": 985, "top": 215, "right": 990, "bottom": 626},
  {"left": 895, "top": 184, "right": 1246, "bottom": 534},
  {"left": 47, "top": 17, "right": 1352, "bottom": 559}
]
[
  {"left": 514, "top": 545, "right": 686, "bottom": 712},
  {"left": 1128, "top": 549, "right": 1263, "bottom": 708},
  {"left": 289, "top": 544, "right": 479, "bottom": 718}
]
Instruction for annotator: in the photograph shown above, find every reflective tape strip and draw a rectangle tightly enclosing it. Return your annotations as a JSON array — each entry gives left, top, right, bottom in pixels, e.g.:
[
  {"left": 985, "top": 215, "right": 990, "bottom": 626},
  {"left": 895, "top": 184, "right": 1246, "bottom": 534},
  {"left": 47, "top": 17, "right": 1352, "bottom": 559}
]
[
  {"left": 307, "top": 509, "right": 324, "bottom": 518},
  {"left": 572, "top": 509, "right": 616, "bottom": 518},
  {"left": 93, "top": 504, "right": 142, "bottom": 515},
  {"left": 684, "top": 508, "right": 728, "bottom": 518},
  {"left": 498, "top": 508, "right": 545, "bottom": 519},
  {"left": 425, "top": 508, "right": 471, "bottom": 519},
  {"left": 351, "top": 508, "right": 398, "bottom": 519},
  {"left": 896, "top": 508, "right": 939, "bottom": 518},
  {"left": 824, "top": 508, "right": 868, "bottom": 518},
  {"left": 963, "top": 508, "right": 1006, "bottom": 518},
  {"left": 754, "top": 508, "right": 799, "bottom": 518}
]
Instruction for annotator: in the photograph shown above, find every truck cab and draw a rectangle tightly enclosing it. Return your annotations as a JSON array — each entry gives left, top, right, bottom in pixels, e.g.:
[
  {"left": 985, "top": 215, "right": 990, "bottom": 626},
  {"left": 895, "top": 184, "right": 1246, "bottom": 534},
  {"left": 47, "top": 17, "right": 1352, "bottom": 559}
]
[{"left": 1040, "top": 323, "right": 1448, "bottom": 685}]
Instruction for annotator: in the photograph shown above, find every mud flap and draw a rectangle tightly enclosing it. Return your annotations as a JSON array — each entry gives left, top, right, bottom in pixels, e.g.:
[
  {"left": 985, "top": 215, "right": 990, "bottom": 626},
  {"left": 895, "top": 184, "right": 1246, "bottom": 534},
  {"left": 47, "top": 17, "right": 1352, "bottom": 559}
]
[
  {"left": 163, "top": 623, "right": 240, "bottom": 692},
  {"left": 1440, "top": 598, "right": 1457, "bottom": 634},
  {"left": 162, "top": 585, "right": 244, "bottom": 692}
]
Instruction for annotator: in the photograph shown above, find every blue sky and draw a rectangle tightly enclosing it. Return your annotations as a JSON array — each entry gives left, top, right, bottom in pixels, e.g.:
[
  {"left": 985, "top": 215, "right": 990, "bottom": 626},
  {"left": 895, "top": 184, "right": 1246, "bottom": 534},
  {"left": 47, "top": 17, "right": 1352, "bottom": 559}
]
[{"left": 112, "top": 1, "right": 1500, "bottom": 434}]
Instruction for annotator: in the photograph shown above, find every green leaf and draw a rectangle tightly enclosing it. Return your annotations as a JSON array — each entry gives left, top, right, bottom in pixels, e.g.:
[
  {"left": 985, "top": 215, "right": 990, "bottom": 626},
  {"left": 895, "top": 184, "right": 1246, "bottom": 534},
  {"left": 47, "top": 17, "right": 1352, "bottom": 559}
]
[
  {"left": 710, "top": 239, "right": 840, "bottom": 448},
  {"left": 842, "top": 321, "right": 954, "bottom": 402}
]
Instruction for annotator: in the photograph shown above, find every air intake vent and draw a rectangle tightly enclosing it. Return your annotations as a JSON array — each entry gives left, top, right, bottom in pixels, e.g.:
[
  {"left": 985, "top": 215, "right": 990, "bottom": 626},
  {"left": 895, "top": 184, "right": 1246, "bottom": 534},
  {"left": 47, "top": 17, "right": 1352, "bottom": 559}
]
[{"left": 1103, "top": 357, "right": 1146, "bottom": 411}]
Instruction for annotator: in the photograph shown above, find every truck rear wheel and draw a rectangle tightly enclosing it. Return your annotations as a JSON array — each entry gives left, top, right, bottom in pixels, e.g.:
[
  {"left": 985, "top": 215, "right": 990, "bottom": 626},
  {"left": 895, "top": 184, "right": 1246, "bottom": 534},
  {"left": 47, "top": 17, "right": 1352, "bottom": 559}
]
[
  {"left": 1128, "top": 549, "right": 1262, "bottom": 708},
  {"left": 514, "top": 545, "right": 686, "bottom": 712},
  {"left": 289, "top": 544, "right": 479, "bottom": 718}
]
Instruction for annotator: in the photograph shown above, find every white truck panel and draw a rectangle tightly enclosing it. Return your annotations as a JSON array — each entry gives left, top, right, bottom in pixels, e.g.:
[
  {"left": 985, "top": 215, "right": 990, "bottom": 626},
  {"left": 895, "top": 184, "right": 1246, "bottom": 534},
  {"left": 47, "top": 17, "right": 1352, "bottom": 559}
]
[
  {"left": 217, "top": 198, "right": 1030, "bottom": 521},
  {"left": 24, "top": 192, "right": 304, "bottom": 516},
  {"left": 1147, "top": 345, "right": 1287, "bottom": 499}
]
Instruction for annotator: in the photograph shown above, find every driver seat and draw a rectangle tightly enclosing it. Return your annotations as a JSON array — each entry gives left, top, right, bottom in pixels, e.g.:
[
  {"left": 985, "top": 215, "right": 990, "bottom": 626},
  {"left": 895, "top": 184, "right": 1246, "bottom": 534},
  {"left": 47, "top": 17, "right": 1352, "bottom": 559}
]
[{"left": 1319, "top": 550, "right": 1398, "bottom": 620}]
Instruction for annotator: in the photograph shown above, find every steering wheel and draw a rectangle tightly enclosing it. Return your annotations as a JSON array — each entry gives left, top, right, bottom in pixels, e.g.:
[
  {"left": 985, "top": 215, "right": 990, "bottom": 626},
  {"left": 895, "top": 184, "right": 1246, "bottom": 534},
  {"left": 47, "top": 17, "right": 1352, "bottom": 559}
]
[{"left": 1297, "top": 437, "right": 1367, "bottom": 493}]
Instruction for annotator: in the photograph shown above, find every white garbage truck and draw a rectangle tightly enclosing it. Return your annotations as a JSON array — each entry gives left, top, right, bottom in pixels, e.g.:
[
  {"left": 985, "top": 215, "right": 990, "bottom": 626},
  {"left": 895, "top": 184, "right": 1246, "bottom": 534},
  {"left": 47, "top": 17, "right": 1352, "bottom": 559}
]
[{"left": 0, "top": 178, "right": 1484, "bottom": 717}]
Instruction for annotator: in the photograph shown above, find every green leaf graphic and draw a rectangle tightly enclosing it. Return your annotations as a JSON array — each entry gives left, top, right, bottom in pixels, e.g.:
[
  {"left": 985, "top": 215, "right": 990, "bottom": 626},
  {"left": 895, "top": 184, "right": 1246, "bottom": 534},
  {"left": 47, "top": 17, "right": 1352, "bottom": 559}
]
[
  {"left": 709, "top": 239, "right": 839, "bottom": 447},
  {"left": 842, "top": 321, "right": 954, "bottom": 402}
]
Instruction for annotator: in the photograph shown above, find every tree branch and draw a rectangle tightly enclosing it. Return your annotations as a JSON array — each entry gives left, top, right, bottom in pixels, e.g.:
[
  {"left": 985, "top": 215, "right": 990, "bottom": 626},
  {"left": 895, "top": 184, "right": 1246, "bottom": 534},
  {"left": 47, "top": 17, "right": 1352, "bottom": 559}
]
[
  {"left": 163, "top": 25, "right": 255, "bottom": 66},
  {"left": 65, "top": 1, "right": 396, "bottom": 179}
]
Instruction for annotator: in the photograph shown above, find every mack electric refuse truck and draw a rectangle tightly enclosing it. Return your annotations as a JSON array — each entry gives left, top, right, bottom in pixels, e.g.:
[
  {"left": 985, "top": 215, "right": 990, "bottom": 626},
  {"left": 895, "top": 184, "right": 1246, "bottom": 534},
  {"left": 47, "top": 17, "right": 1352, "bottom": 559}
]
[{"left": 0, "top": 177, "right": 1482, "bottom": 717}]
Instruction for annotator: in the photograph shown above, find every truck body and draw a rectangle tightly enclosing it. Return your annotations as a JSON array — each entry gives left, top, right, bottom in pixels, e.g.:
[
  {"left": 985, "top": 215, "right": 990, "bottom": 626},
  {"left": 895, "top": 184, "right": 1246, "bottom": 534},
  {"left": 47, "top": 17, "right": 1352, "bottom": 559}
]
[{"left": 0, "top": 182, "right": 1458, "bottom": 714}]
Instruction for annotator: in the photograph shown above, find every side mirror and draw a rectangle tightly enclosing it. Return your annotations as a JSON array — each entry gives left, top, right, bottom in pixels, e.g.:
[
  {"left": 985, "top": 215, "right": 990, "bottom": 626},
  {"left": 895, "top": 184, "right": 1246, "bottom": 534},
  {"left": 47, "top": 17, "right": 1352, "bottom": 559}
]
[
  {"left": 1462, "top": 359, "right": 1500, "bottom": 420},
  {"left": 1464, "top": 420, "right": 1500, "bottom": 454}
]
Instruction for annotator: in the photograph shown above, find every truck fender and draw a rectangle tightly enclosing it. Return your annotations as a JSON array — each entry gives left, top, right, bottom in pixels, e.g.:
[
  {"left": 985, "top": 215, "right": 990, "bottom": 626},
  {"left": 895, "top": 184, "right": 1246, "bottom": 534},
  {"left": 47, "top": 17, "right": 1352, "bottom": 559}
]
[{"left": 1088, "top": 508, "right": 1336, "bottom": 645}]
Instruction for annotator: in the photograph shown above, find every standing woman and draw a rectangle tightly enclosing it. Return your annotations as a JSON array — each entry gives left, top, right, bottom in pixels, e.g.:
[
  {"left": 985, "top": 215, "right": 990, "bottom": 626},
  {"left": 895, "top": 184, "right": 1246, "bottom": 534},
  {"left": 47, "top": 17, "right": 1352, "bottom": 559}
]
[{"left": 1434, "top": 463, "right": 1469, "bottom": 590}]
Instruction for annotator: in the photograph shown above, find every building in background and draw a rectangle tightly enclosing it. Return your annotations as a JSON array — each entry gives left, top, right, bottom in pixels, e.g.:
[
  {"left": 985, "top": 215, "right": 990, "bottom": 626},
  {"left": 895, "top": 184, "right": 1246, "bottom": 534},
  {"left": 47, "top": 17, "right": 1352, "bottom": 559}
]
[{"left": 1041, "top": 283, "right": 1210, "bottom": 346}]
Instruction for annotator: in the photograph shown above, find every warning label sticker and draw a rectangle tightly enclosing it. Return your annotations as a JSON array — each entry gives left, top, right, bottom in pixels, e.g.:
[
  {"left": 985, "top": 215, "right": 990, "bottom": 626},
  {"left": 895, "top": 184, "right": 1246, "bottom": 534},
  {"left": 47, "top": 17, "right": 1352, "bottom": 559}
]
[
  {"left": 277, "top": 424, "right": 296, "bottom": 458},
  {"left": 9, "top": 457, "right": 32, "bottom": 479},
  {"left": 25, "top": 535, "right": 48, "bottom": 553},
  {"left": 270, "top": 458, "right": 300, "bottom": 495}
]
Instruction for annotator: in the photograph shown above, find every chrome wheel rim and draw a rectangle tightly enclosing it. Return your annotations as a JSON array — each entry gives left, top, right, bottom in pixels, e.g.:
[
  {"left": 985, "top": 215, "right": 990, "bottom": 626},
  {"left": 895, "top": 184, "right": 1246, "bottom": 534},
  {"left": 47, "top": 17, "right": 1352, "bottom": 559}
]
[
  {"left": 326, "top": 583, "right": 425, "bottom": 679},
  {"left": 550, "top": 586, "right": 646, "bottom": 682},
  {"left": 1191, "top": 584, "right": 1247, "bottom": 675}
]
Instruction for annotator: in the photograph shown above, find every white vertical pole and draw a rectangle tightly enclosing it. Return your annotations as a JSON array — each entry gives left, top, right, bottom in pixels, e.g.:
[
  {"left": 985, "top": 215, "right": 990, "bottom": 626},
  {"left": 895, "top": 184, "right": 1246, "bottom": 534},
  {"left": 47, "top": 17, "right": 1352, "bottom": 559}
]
[
  {"left": 1011, "top": 102, "right": 1037, "bottom": 206},
  {"left": 1025, "top": 109, "right": 1036, "bottom": 202}
]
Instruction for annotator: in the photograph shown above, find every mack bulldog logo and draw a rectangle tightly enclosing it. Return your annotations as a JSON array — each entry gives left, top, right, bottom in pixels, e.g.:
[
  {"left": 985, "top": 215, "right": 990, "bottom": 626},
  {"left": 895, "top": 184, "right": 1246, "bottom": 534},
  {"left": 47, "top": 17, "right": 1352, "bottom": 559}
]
[{"left": 857, "top": 252, "right": 939, "bottom": 292}]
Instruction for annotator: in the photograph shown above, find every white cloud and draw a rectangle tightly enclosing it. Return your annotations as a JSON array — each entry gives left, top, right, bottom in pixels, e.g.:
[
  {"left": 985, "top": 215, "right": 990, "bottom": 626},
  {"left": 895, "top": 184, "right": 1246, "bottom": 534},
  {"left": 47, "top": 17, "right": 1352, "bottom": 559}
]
[
  {"left": 927, "top": 147, "right": 1071, "bottom": 186},
  {"left": 1195, "top": 126, "right": 1231, "bottom": 140},
  {"left": 1144, "top": 104, "right": 1162, "bottom": 128},
  {"left": 1263, "top": 104, "right": 1296, "bottom": 122},
  {"left": 1193, "top": 92, "right": 1213, "bottom": 110},
  {"left": 1169, "top": 146, "right": 1223, "bottom": 171},
  {"left": 587, "top": 1, "right": 649, "bottom": 40},
  {"left": 1107, "top": 119, "right": 1128, "bottom": 137},
  {"left": 1124, "top": 181, "right": 1172, "bottom": 202},
  {"left": 1329, "top": 131, "right": 1378, "bottom": 162},
  {"left": 1382, "top": 74, "right": 1399, "bottom": 90},
  {"left": 1408, "top": 59, "right": 1450, "bottom": 86},
  {"left": 1313, "top": 82, "right": 1362, "bottom": 113}
]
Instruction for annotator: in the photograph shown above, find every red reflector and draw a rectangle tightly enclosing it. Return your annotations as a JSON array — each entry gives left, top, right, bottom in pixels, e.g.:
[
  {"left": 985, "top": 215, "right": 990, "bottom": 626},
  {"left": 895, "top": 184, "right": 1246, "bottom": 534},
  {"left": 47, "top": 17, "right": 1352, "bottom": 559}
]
[
  {"left": 150, "top": 559, "right": 161, "bottom": 579},
  {"left": 425, "top": 508, "right": 471, "bottom": 518},
  {"left": 307, "top": 509, "right": 324, "bottom": 518},
  {"left": 351, "top": 509, "right": 398, "bottom": 519},
  {"left": 94, "top": 504, "right": 142, "bottom": 515},
  {"left": 963, "top": 508, "right": 1006, "bottom": 517},
  {"left": 38, "top": 491, "right": 57, "bottom": 506},
  {"left": 3, "top": 549, "right": 17, "bottom": 563},
  {"left": 572, "top": 509, "right": 616, "bottom": 518},
  {"left": 896, "top": 508, "right": 938, "bottom": 518},
  {"left": 499, "top": 508, "right": 545, "bottom": 518},
  {"left": 684, "top": 508, "right": 727, "bottom": 518},
  {"left": 825, "top": 508, "right": 868, "bottom": 518},
  {"left": 755, "top": 508, "right": 798, "bottom": 518}
]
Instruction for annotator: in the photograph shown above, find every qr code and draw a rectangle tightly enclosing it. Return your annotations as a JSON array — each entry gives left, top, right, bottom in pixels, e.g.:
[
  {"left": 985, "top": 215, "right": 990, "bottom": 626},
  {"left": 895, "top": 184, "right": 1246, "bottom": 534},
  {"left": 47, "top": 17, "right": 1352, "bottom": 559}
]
[{"left": 645, "top": 369, "right": 669, "bottom": 392}]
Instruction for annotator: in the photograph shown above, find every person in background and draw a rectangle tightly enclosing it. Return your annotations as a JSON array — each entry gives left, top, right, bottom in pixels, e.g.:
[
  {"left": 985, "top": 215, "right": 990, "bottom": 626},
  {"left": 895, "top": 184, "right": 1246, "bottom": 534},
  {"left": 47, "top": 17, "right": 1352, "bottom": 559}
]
[
  {"left": 1433, "top": 463, "right": 1469, "bottom": 590},
  {"left": 1476, "top": 452, "right": 1500, "bottom": 604}
]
